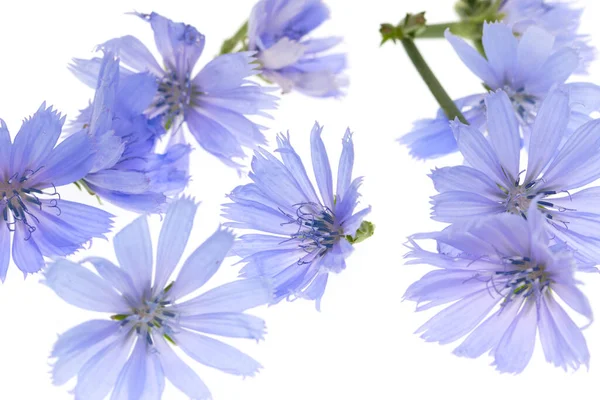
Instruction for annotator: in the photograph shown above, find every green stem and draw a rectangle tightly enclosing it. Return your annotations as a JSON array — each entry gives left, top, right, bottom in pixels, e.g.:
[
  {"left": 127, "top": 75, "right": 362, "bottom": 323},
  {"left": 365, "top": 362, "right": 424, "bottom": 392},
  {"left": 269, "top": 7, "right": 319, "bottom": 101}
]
[
  {"left": 414, "top": 21, "right": 480, "bottom": 39},
  {"left": 400, "top": 38, "right": 467, "bottom": 123},
  {"left": 219, "top": 21, "right": 248, "bottom": 55}
]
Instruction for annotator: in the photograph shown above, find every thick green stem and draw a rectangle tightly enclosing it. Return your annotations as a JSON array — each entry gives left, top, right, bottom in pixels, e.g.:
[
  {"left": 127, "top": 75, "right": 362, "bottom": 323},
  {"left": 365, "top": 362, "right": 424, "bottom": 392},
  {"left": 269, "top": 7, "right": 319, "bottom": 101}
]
[
  {"left": 219, "top": 21, "right": 248, "bottom": 55},
  {"left": 400, "top": 38, "right": 467, "bottom": 123}
]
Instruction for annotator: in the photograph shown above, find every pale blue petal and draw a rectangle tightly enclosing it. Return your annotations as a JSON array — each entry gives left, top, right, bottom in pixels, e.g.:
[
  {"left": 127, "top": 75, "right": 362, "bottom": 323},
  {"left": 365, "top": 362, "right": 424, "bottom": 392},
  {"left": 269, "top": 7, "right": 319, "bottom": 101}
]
[
  {"left": 179, "top": 313, "right": 266, "bottom": 340},
  {"left": 75, "top": 334, "right": 134, "bottom": 400},
  {"left": 175, "top": 329, "right": 262, "bottom": 376},
  {"left": 44, "top": 259, "right": 129, "bottom": 313},
  {"left": 431, "top": 191, "right": 505, "bottom": 222},
  {"left": 230, "top": 234, "right": 297, "bottom": 258},
  {"left": 336, "top": 128, "right": 354, "bottom": 197},
  {"left": 221, "top": 202, "right": 296, "bottom": 235},
  {"left": 193, "top": 52, "right": 258, "bottom": 93},
  {"left": 69, "top": 57, "right": 105, "bottom": 88},
  {"left": 52, "top": 322, "right": 122, "bottom": 385},
  {"left": 176, "top": 278, "right": 271, "bottom": 315},
  {"left": 525, "top": 86, "right": 571, "bottom": 182},
  {"left": 453, "top": 297, "right": 522, "bottom": 358},
  {"left": 430, "top": 166, "right": 504, "bottom": 200},
  {"left": 310, "top": 122, "right": 334, "bottom": 208},
  {"left": 154, "top": 197, "right": 198, "bottom": 292},
  {"left": 140, "top": 352, "right": 165, "bottom": 400},
  {"left": 275, "top": 133, "right": 320, "bottom": 204},
  {"left": 238, "top": 248, "right": 307, "bottom": 280},
  {"left": 0, "top": 119, "right": 11, "bottom": 172},
  {"left": 116, "top": 72, "right": 159, "bottom": 116},
  {"left": 515, "top": 26, "right": 555, "bottom": 85},
  {"left": 154, "top": 336, "right": 211, "bottom": 400},
  {"left": 451, "top": 119, "right": 508, "bottom": 186},
  {"left": 546, "top": 295, "right": 589, "bottom": 367},
  {"left": 84, "top": 257, "right": 139, "bottom": 301},
  {"left": 110, "top": 338, "right": 147, "bottom": 400},
  {"left": 481, "top": 22, "right": 518, "bottom": 84},
  {"left": 169, "top": 228, "right": 235, "bottom": 301},
  {"left": 12, "top": 225, "right": 44, "bottom": 274},
  {"left": 525, "top": 47, "right": 580, "bottom": 95},
  {"left": 416, "top": 289, "right": 499, "bottom": 344},
  {"left": 114, "top": 216, "right": 153, "bottom": 296},
  {"left": 85, "top": 170, "right": 150, "bottom": 194},
  {"left": 484, "top": 90, "right": 521, "bottom": 182},
  {"left": 0, "top": 220, "right": 9, "bottom": 282},
  {"left": 552, "top": 282, "right": 593, "bottom": 321},
  {"left": 493, "top": 300, "right": 537, "bottom": 373},
  {"left": 445, "top": 29, "right": 500, "bottom": 88},
  {"left": 101, "top": 35, "right": 163, "bottom": 76},
  {"left": 566, "top": 82, "right": 600, "bottom": 113},
  {"left": 340, "top": 206, "right": 371, "bottom": 236}
]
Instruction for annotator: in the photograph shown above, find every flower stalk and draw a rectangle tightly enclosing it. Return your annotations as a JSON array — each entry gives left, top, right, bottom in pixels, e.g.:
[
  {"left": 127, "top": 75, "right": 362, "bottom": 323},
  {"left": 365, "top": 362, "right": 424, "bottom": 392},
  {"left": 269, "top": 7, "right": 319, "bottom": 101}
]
[{"left": 219, "top": 21, "right": 248, "bottom": 55}]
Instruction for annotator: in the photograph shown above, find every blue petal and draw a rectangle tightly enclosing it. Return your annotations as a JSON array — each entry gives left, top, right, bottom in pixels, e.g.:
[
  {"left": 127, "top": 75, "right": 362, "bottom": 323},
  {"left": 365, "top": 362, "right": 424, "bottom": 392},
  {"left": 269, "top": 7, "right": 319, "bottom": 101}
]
[
  {"left": 84, "top": 257, "right": 139, "bottom": 301},
  {"left": 431, "top": 191, "right": 505, "bottom": 223},
  {"left": 175, "top": 329, "right": 262, "bottom": 376},
  {"left": 566, "top": 82, "right": 600, "bottom": 113},
  {"left": 169, "top": 228, "right": 235, "bottom": 301},
  {"left": 154, "top": 196, "right": 198, "bottom": 292},
  {"left": 101, "top": 35, "right": 163, "bottom": 76},
  {"left": 0, "top": 119, "right": 11, "bottom": 172},
  {"left": 143, "top": 12, "right": 205, "bottom": 74},
  {"left": 310, "top": 122, "right": 334, "bottom": 208},
  {"left": 193, "top": 52, "right": 258, "bottom": 92},
  {"left": 75, "top": 334, "right": 134, "bottom": 400},
  {"left": 44, "top": 259, "right": 129, "bottom": 312},
  {"left": 553, "top": 282, "right": 593, "bottom": 321},
  {"left": 445, "top": 29, "right": 500, "bottom": 88},
  {"left": 86, "top": 185, "right": 166, "bottom": 214},
  {"left": 114, "top": 215, "right": 153, "bottom": 296},
  {"left": 11, "top": 103, "right": 64, "bottom": 174},
  {"left": 481, "top": 22, "right": 518, "bottom": 85},
  {"left": 88, "top": 53, "right": 119, "bottom": 141},
  {"left": 451, "top": 119, "right": 508, "bottom": 186},
  {"left": 0, "top": 220, "right": 9, "bottom": 282},
  {"left": 140, "top": 351, "right": 165, "bottom": 400},
  {"left": 484, "top": 90, "right": 521, "bottom": 182},
  {"left": 28, "top": 130, "right": 94, "bottom": 188},
  {"left": 111, "top": 338, "right": 147, "bottom": 400},
  {"left": 336, "top": 128, "right": 354, "bottom": 197},
  {"left": 430, "top": 166, "right": 503, "bottom": 199},
  {"left": 116, "top": 72, "right": 159, "bottom": 116},
  {"left": 69, "top": 57, "right": 106, "bottom": 88},
  {"left": 525, "top": 47, "right": 580, "bottom": 95},
  {"left": 275, "top": 133, "right": 320, "bottom": 205},
  {"left": 525, "top": 86, "right": 571, "bottom": 182},
  {"left": 176, "top": 278, "right": 271, "bottom": 315},
  {"left": 154, "top": 336, "right": 211, "bottom": 400},
  {"left": 51, "top": 320, "right": 121, "bottom": 385},
  {"left": 493, "top": 300, "right": 537, "bottom": 373},
  {"left": 85, "top": 170, "right": 150, "bottom": 194},
  {"left": 197, "top": 85, "right": 278, "bottom": 118},
  {"left": 12, "top": 225, "right": 44, "bottom": 275},
  {"left": 230, "top": 234, "right": 298, "bottom": 258},
  {"left": 514, "top": 26, "right": 555, "bottom": 85},
  {"left": 179, "top": 313, "right": 266, "bottom": 340}
]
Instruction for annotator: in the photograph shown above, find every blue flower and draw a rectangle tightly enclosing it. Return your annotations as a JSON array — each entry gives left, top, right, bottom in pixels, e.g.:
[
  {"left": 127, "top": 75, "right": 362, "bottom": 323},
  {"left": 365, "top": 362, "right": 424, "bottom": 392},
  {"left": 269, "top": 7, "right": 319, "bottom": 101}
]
[
  {"left": 500, "top": 0, "right": 595, "bottom": 73},
  {"left": 431, "top": 88, "right": 600, "bottom": 263},
  {"left": 45, "top": 197, "right": 271, "bottom": 400},
  {"left": 404, "top": 202, "right": 592, "bottom": 373},
  {"left": 401, "top": 22, "right": 600, "bottom": 159},
  {"left": 71, "top": 12, "right": 278, "bottom": 168},
  {"left": 222, "top": 123, "right": 371, "bottom": 309},
  {"left": 248, "top": 0, "right": 347, "bottom": 97},
  {"left": 70, "top": 52, "right": 190, "bottom": 213},
  {"left": 0, "top": 104, "right": 113, "bottom": 280}
]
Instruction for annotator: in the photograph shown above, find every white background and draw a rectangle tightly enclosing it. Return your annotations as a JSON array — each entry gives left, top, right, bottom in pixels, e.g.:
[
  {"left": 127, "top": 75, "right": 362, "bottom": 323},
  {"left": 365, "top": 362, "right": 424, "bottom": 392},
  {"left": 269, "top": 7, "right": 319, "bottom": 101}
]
[{"left": 1, "top": 0, "right": 599, "bottom": 399}]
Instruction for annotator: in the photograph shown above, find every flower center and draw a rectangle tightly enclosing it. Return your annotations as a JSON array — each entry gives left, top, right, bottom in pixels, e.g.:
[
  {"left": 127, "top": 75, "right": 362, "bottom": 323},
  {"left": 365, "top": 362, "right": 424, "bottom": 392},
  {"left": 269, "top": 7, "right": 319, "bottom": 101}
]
[
  {"left": 496, "top": 256, "right": 550, "bottom": 305},
  {"left": 0, "top": 168, "right": 60, "bottom": 236},
  {"left": 111, "top": 287, "right": 177, "bottom": 346},
  {"left": 501, "top": 178, "right": 561, "bottom": 220},
  {"left": 150, "top": 71, "right": 199, "bottom": 127},
  {"left": 504, "top": 86, "right": 539, "bottom": 125},
  {"left": 282, "top": 202, "right": 341, "bottom": 256}
]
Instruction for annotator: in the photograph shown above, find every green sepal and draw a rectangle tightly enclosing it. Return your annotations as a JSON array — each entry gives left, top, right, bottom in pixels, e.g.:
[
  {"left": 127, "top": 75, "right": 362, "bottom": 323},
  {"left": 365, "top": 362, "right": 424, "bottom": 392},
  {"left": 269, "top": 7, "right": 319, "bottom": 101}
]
[
  {"left": 74, "top": 179, "right": 103, "bottom": 205},
  {"left": 346, "top": 221, "right": 375, "bottom": 245},
  {"left": 455, "top": 0, "right": 503, "bottom": 23},
  {"left": 164, "top": 333, "right": 177, "bottom": 346},
  {"left": 110, "top": 314, "right": 129, "bottom": 321}
]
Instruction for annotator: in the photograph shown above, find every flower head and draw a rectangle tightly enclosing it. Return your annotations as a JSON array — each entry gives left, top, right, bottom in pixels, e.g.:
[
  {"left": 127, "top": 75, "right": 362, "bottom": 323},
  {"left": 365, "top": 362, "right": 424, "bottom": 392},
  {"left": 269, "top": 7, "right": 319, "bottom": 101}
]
[
  {"left": 0, "top": 104, "right": 113, "bottom": 280},
  {"left": 431, "top": 87, "right": 600, "bottom": 263},
  {"left": 405, "top": 203, "right": 592, "bottom": 373},
  {"left": 500, "top": 0, "right": 594, "bottom": 72},
  {"left": 70, "top": 52, "right": 190, "bottom": 213},
  {"left": 248, "top": 0, "right": 347, "bottom": 97},
  {"left": 222, "top": 123, "right": 371, "bottom": 309},
  {"left": 45, "top": 197, "right": 271, "bottom": 400},
  {"left": 71, "top": 12, "right": 278, "bottom": 168},
  {"left": 401, "top": 22, "right": 600, "bottom": 159}
]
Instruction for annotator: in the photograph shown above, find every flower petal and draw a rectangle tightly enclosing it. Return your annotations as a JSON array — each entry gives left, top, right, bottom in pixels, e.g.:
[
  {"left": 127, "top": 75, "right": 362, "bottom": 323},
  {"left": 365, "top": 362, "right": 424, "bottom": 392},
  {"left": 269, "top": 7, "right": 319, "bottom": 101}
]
[
  {"left": 101, "top": 35, "right": 164, "bottom": 76},
  {"left": 194, "top": 52, "right": 259, "bottom": 92},
  {"left": 169, "top": 228, "right": 235, "bottom": 301},
  {"left": 525, "top": 86, "right": 571, "bottom": 182},
  {"left": 175, "top": 329, "right": 262, "bottom": 376},
  {"left": 114, "top": 215, "right": 153, "bottom": 296},
  {"left": 310, "top": 122, "right": 334, "bottom": 208},
  {"left": 431, "top": 191, "right": 505, "bottom": 223},
  {"left": 336, "top": 128, "right": 354, "bottom": 197},
  {"left": 110, "top": 338, "right": 147, "bottom": 400},
  {"left": 484, "top": 90, "right": 521, "bottom": 182},
  {"left": 525, "top": 47, "right": 580, "bottom": 95},
  {"left": 481, "top": 22, "right": 518, "bottom": 84},
  {"left": 0, "top": 219, "right": 10, "bottom": 282},
  {"left": 154, "top": 336, "right": 211, "bottom": 400},
  {"left": 12, "top": 225, "right": 44, "bottom": 275},
  {"left": 515, "top": 26, "right": 555, "bottom": 85},
  {"left": 179, "top": 312, "right": 266, "bottom": 340},
  {"left": 84, "top": 257, "right": 139, "bottom": 301},
  {"left": 493, "top": 299, "right": 537, "bottom": 373},
  {"left": 430, "top": 166, "right": 503, "bottom": 200},
  {"left": 154, "top": 197, "right": 199, "bottom": 292},
  {"left": 275, "top": 133, "right": 320, "bottom": 204},
  {"left": 445, "top": 29, "right": 500, "bottom": 88},
  {"left": 44, "top": 259, "right": 129, "bottom": 313}
]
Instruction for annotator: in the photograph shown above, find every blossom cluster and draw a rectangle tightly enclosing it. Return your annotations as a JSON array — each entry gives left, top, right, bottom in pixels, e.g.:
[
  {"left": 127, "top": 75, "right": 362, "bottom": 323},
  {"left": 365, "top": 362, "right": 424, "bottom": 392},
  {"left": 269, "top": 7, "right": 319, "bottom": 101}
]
[{"left": 1, "top": 0, "right": 599, "bottom": 398}]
